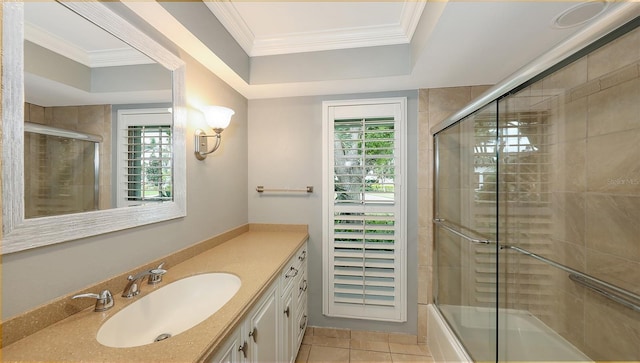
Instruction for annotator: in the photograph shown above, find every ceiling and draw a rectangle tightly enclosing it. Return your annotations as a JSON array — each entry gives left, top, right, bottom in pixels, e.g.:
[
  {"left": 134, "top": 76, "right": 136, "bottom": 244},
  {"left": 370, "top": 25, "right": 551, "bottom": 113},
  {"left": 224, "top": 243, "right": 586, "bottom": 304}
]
[
  {"left": 204, "top": 1, "right": 426, "bottom": 57},
  {"left": 23, "top": 2, "right": 171, "bottom": 106},
  {"left": 26, "top": 1, "right": 638, "bottom": 100},
  {"left": 140, "top": 0, "right": 633, "bottom": 99},
  {"left": 24, "top": 2, "right": 153, "bottom": 68}
]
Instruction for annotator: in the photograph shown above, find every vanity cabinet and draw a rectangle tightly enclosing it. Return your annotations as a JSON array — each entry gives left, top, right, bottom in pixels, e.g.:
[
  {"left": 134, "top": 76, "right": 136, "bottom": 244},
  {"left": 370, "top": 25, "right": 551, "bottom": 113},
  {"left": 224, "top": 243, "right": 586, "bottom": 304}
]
[
  {"left": 207, "top": 285, "right": 278, "bottom": 363},
  {"left": 209, "top": 328, "right": 243, "bottom": 363},
  {"left": 295, "top": 266, "right": 308, "bottom": 348},
  {"left": 282, "top": 244, "right": 308, "bottom": 363},
  {"left": 206, "top": 241, "right": 308, "bottom": 363},
  {"left": 281, "top": 288, "right": 295, "bottom": 363},
  {"left": 247, "top": 287, "right": 278, "bottom": 362}
]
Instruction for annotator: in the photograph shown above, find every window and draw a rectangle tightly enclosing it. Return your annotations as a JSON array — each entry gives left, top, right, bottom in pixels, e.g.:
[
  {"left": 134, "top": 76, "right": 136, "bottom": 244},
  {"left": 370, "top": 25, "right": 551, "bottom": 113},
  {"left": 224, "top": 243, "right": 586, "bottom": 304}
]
[
  {"left": 322, "top": 98, "right": 407, "bottom": 322},
  {"left": 117, "top": 109, "right": 173, "bottom": 207}
]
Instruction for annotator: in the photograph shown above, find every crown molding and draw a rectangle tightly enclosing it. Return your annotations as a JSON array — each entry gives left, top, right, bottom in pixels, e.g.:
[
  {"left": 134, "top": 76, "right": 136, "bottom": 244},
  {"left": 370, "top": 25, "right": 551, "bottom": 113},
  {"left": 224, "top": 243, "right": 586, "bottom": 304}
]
[
  {"left": 400, "top": 1, "right": 427, "bottom": 41},
  {"left": 25, "top": 22, "right": 154, "bottom": 68},
  {"left": 89, "top": 48, "right": 155, "bottom": 68},
  {"left": 252, "top": 24, "right": 409, "bottom": 57},
  {"left": 204, "top": 0, "right": 425, "bottom": 57},
  {"left": 25, "top": 22, "right": 91, "bottom": 66},
  {"left": 203, "top": 1, "right": 255, "bottom": 55}
]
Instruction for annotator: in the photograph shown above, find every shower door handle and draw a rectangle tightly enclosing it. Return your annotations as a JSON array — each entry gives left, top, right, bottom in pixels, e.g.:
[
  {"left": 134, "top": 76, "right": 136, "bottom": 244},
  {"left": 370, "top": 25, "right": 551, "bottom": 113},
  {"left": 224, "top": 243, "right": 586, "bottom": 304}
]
[{"left": 433, "top": 218, "right": 494, "bottom": 245}]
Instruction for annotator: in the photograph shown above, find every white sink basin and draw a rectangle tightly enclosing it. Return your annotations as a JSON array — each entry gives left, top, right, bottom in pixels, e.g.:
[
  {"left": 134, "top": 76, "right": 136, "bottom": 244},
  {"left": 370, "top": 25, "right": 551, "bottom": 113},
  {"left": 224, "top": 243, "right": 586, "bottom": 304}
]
[{"left": 97, "top": 273, "right": 241, "bottom": 348}]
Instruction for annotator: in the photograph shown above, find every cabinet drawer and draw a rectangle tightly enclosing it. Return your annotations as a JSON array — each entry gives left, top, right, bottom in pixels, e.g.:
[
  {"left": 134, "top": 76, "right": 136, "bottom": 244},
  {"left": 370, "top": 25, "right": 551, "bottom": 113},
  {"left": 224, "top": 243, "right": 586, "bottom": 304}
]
[
  {"left": 295, "top": 299, "right": 308, "bottom": 347},
  {"left": 295, "top": 246, "right": 307, "bottom": 266},
  {"left": 281, "top": 243, "right": 307, "bottom": 294},
  {"left": 296, "top": 270, "right": 307, "bottom": 301},
  {"left": 281, "top": 264, "right": 299, "bottom": 294}
]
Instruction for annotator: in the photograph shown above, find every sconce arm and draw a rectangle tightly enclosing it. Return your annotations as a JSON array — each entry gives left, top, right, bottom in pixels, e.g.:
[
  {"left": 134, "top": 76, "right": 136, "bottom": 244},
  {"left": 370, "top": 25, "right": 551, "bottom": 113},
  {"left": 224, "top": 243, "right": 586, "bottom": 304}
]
[{"left": 194, "top": 129, "right": 223, "bottom": 160}]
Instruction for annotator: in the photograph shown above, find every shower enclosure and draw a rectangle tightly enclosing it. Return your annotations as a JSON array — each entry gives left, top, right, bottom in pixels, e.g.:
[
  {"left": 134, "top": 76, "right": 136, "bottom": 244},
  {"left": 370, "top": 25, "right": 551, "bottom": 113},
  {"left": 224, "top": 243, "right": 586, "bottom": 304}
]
[
  {"left": 432, "top": 12, "right": 640, "bottom": 362},
  {"left": 24, "top": 122, "right": 101, "bottom": 218}
]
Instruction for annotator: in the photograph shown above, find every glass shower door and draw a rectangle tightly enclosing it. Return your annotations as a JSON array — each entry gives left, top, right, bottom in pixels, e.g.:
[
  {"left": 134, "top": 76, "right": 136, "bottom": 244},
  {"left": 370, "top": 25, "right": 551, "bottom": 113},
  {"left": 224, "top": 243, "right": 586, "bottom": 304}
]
[
  {"left": 24, "top": 131, "right": 99, "bottom": 218},
  {"left": 434, "top": 101, "right": 499, "bottom": 362}
]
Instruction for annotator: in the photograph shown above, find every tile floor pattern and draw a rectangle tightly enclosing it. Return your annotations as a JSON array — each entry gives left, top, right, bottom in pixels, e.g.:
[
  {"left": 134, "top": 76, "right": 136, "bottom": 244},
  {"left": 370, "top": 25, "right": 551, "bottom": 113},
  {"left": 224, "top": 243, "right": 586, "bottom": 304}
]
[{"left": 296, "top": 327, "right": 434, "bottom": 363}]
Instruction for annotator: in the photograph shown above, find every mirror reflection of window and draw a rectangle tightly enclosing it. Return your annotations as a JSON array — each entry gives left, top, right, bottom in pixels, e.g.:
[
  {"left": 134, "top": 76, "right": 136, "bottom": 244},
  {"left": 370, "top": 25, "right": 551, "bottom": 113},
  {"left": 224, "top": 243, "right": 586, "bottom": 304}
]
[{"left": 117, "top": 109, "right": 173, "bottom": 207}]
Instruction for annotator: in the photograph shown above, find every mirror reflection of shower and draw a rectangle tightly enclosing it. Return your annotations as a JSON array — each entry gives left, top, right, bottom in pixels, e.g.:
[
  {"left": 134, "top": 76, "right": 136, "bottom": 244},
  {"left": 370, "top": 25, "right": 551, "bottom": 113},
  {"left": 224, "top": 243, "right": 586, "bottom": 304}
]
[{"left": 24, "top": 122, "right": 101, "bottom": 218}]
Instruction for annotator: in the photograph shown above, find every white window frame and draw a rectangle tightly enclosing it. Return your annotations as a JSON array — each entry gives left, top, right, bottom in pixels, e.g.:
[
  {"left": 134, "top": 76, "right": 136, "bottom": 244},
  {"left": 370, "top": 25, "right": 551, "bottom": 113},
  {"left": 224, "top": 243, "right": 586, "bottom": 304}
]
[
  {"left": 322, "top": 97, "right": 407, "bottom": 322},
  {"left": 116, "top": 108, "right": 173, "bottom": 207}
]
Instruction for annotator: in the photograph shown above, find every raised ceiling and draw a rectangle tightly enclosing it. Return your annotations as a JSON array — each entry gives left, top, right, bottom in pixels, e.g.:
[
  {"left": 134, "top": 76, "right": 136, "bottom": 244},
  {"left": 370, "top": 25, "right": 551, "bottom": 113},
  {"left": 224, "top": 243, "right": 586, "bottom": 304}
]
[
  {"left": 204, "top": 1, "right": 426, "bottom": 56},
  {"left": 28, "top": 1, "right": 640, "bottom": 100},
  {"left": 24, "top": 2, "right": 153, "bottom": 68}
]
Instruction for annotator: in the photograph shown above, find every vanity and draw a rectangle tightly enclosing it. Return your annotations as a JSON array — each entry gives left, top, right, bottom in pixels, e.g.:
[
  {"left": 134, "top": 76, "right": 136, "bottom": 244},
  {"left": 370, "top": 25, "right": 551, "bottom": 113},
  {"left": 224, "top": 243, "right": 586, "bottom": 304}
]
[
  {"left": 0, "top": 227, "right": 309, "bottom": 362},
  {"left": 1, "top": 2, "right": 309, "bottom": 360},
  {"left": 208, "top": 238, "right": 308, "bottom": 363}
]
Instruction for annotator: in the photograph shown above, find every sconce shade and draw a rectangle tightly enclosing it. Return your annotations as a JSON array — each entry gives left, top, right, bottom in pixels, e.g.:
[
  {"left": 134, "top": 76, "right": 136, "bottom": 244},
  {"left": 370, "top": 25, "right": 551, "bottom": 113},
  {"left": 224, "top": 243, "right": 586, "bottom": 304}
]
[
  {"left": 203, "top": 106, "right": 234, "bottom": 130},
  {"left": 194, "top": 105, "right": 235, "bottom": 160}
]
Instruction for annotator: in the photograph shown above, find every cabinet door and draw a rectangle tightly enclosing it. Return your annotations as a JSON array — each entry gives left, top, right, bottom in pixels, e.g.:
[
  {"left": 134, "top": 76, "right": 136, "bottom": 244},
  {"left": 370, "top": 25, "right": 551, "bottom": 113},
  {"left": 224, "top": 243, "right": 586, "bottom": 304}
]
[
  {"left": 248, "top": 287, "right": 278, "bottom": 363},
  {"left": 281, "top": 286, "right": 295, "bottom": 363},
  {"left": 206, "top": 328, "right": 246, "bottom": 363}
]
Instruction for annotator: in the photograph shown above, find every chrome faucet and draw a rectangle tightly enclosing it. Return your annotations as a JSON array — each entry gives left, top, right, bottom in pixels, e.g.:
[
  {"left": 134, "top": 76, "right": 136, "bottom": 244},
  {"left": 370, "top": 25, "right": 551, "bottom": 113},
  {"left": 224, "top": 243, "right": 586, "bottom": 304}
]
[
  {"left": 147, "top": 262, "right": 167, "bottom": 285},
  {"left": 122, "top": 262, "right": 167, "bottom": 298},
  {"left": 72, "top": 290, "right": 114, "bottom": 312}
]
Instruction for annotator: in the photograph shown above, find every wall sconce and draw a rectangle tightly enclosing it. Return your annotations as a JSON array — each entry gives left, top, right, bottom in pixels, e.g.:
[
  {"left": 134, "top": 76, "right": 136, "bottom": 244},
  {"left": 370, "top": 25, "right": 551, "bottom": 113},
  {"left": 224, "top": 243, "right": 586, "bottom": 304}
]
[{"left": 194, "top": 106, "right": 234, "bottom": 160}]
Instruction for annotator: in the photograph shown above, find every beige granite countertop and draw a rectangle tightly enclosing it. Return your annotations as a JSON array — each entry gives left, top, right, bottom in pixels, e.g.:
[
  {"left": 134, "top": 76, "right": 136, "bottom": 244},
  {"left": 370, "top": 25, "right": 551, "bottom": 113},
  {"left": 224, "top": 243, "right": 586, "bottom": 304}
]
[{"left": 1, "top": 228, "right": 308, "bottom": 362}]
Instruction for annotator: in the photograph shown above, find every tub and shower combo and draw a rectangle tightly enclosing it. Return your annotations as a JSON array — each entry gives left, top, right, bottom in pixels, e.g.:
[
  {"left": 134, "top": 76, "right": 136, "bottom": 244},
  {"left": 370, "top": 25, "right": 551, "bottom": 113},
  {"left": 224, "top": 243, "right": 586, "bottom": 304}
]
[{"left": 427, "top": 4, "right": 640, "bottom": 362}]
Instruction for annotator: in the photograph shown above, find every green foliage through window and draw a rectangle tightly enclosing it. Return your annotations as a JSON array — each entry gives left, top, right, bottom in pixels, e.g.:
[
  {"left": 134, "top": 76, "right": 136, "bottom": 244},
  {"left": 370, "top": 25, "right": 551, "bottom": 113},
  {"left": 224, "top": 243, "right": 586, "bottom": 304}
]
[
  {"left": 126, "top": 125, "right": 172, "bottom": 202},
  {"left": 333, "top": 118, "right": 395, "bottom": 204}
]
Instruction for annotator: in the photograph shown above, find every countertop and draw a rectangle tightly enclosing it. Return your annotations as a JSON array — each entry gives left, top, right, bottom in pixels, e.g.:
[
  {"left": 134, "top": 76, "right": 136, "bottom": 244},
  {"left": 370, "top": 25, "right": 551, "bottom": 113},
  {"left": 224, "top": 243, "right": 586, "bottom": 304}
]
[{"left": 1, "top": 229, "right": 308, "bottom": 362}]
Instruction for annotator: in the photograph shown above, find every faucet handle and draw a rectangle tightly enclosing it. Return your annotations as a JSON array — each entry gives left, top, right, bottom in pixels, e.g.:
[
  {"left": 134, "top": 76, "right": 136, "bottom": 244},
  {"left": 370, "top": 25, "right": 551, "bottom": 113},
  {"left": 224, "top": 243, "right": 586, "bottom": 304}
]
[
  {"left": 151, "top": 261, "right": 166, "bottom": 273},
  {"left": 148, "top": 262, "right": 167, "bottom": 285},
  {"left": 72, "top": 290, "right": 114, "bottom": 312}
]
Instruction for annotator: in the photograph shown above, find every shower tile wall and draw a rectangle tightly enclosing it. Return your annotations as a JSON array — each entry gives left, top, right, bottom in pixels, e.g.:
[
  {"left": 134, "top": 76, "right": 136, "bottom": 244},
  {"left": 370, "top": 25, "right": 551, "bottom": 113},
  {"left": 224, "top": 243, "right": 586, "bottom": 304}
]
[
  {"left": 24, "top": 103, "right": 112, "bottom": 216},
  {"left": 420, "top": 25, "right": 639, "bottom": 360},
  {"left": 417, "top": 85, "right": 491, "bottom": 342},
  {"left": 496, "top": 26, "right": 639, "bottom": 360}
]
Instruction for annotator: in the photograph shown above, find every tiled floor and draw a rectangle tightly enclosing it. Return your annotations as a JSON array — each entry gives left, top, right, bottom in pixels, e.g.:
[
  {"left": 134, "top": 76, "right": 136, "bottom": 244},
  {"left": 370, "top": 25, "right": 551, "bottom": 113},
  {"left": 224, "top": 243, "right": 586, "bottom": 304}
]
[{"left": 296, "top": 327, "right": 434, "bottom": 363}]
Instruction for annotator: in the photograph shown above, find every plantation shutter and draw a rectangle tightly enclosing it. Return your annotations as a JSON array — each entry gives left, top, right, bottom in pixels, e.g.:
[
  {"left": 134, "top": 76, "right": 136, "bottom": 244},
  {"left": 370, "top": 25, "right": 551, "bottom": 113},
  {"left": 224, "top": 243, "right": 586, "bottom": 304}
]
[
  {"left": 323, "top": 99, "right": 406, "bottom": 322},
  {"left": 117, "top": 109, "right": 173, "bottom": 207}
]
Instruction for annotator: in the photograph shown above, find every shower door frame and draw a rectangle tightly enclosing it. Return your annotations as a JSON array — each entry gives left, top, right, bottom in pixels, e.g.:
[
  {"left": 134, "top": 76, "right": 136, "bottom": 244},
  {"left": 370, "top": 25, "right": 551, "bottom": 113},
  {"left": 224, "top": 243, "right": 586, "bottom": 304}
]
[{"left": 430, "top": 5, "right": 640, "bottom": 362}]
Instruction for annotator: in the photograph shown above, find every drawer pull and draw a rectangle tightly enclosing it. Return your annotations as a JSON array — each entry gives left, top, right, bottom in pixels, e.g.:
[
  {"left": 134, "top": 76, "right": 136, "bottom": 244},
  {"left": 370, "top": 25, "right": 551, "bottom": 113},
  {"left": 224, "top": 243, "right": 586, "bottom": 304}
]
[
  {"left": 239, "top": 341, "right": 248, "bottom": 358},
  {"left": 299, "top": 315, "right": 308, "bottom": 331},
  {"left": 249, "top": 327, "right": 258, "bottom": 343},
  {"left": 285, "top": 266, "right": 298, "bottom": 279},
  {"left": 284, "top": 306, "right": 290, "bottom": 317},
  {"left": 299, "top": 279, "right": 308, "bottom": 293},
  {"left": 298, "top": 250, "right": 307, "bottom": 262}
]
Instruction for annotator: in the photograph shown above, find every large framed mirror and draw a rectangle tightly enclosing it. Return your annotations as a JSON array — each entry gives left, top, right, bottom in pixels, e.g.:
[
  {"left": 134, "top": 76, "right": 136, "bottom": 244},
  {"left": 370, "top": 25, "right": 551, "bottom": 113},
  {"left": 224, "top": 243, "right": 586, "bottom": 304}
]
[{"left": 2, "top": 1, "right": 186, "bottom": 254}]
